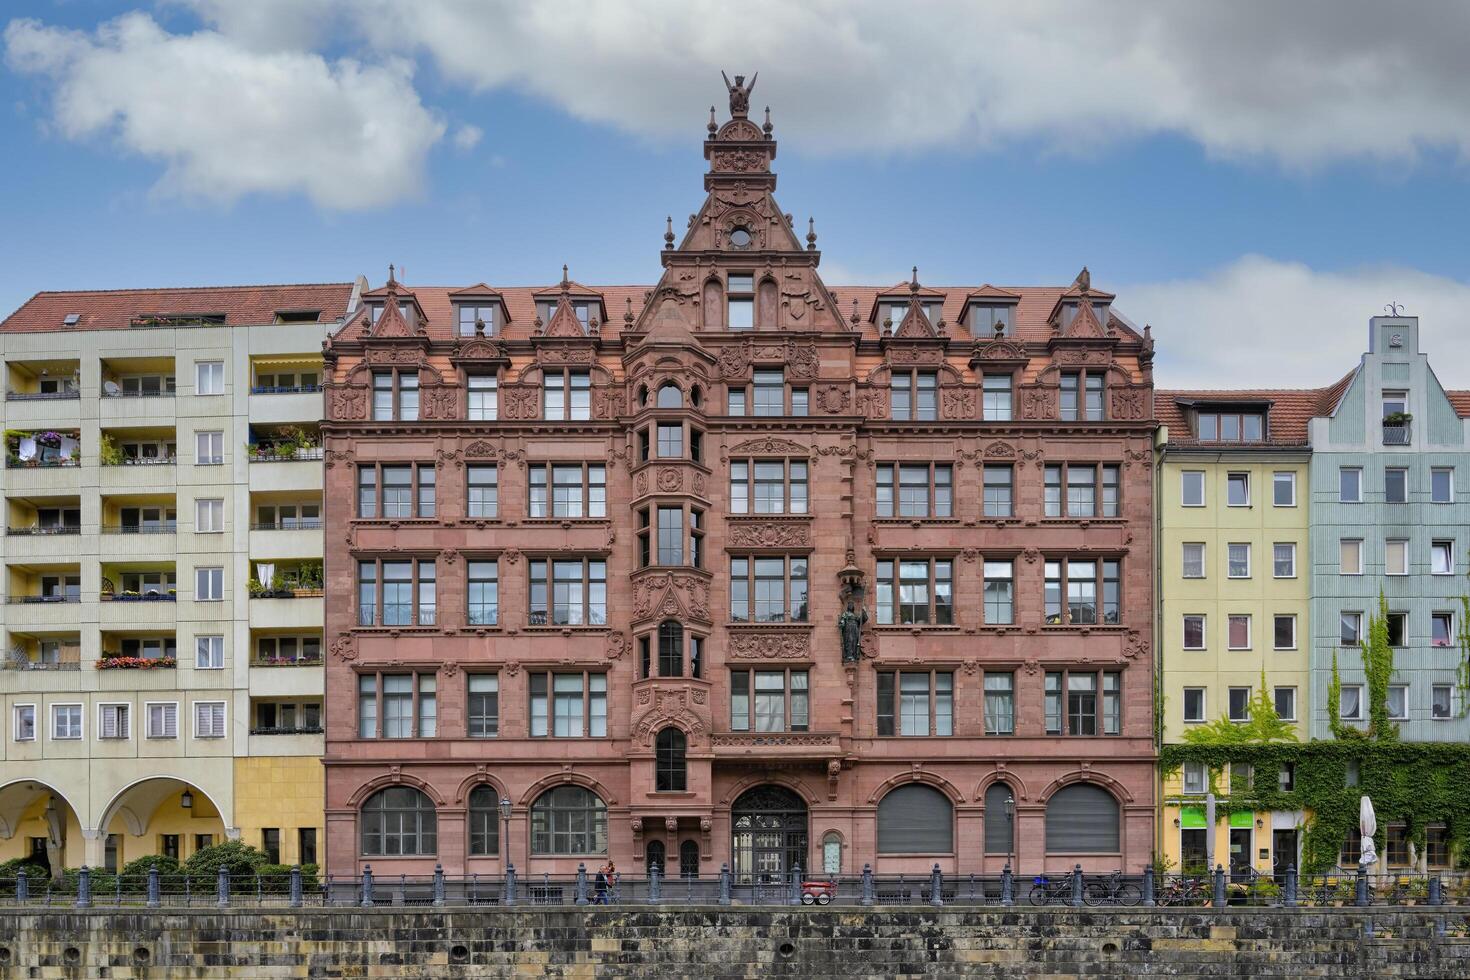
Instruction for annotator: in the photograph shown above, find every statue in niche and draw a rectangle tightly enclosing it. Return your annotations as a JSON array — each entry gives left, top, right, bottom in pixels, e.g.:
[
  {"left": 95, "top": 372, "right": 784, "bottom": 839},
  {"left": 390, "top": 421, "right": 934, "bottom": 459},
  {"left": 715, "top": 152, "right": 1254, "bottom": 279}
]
[{"left": 838, "top": 601, "right": 868, "bottom": 665}]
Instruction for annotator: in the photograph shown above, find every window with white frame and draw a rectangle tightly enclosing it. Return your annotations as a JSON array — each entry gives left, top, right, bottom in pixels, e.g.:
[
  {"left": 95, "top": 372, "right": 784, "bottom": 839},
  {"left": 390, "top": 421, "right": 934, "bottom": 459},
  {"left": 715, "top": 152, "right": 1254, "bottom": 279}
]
[
  {"left": 1227, "top": 543, "right": 1250, "bottom": 578},
  {"left": 1339, "top": 467, "right": 1363, "bottom": 503},
  {"left": 1228, "top": 614, "right": 1251, "bottom": 650},
  {"left": 1387, "top": 685, "right": 1409, "bottom": 720},
  {"left": 195, "top": 566, "right": 223, "bottom": 601},
  {"left": 98, "top": 703, "right": 130, "bottom": 740},
  {"left": 195, "top": 498, "right": 223, "bottom": 533},
  {"left": 1181, "top": 470, "right": 1205, "bottom": 507},
  {"left": 51, "top": 704, "right": 82, "bottom": 740},
  {"left": 195, "top": 635, "right": 224, "bottom": 669},
  {"left": 1385, "top": 466, "right": 1408, "bottom": 504},
  {"left": 146, "top": 702, "right": 178, "bottom": 739},
  {"left": 1183, "top": 615, "right": 1206, "bottom": 650},
  {"left": 1182, "top": 761, "right": 1206, "bottom": 794},
  {"left": 1272, "top": 471, "right": 1295, "bottom": 506},
  {"left": 1433, "top": 612, "right": 1454, "bottom": 648},
  {"left": 1432, "top": 540, "right": 1454, "bottom": 575},
  {"left": 1226, "top": 472, "right": 1250, "bottom": 507},
  {"left": 1339, "top": 684, "right": 1363, "bottom": 721},
  {"left": 193, "top": 702, "right": 226, "bottom": 739},
  {"left": 1227, "top": 687, "right": 1250, "bottom": 722},
  {"left": 1273, "top": 614, "right": 1296, "bottom": 650},
  {"left": 1273, "top": 542, "right": 1296, "bottom": 578},
  {"left": 1182, "top": 543, "right": 1205, "bottom": 578},
  {"left": 1385, "top": 538, "right": 1408, "bottom": 576},
  {"left": 14, "top": 704, "right": 36, "bottom": 741},
  {"left": 195, "top": 430, "right": 223, "bottom": 465},
  {"left": 1274, "top": 687, "right": 1297, "bottom": 721},
  {"left": 1340, "top": 539, "right": 1363, "bottom": 575},
  {"left": 1432, "top": 685, "right": 1453, "bottom": 720},
  {"left": 983, "top": 561, "right": 1014, "bottom": 624},
  {"left": 1431, "top": 467, "right": 1453, "bottom": 503},
  {"left": 467, "top": 375, "right": 498, "bottom": 421},
  {"left": 195, "top": 360, "right": 224, "bottom": 395},
  {"left": 1182, "top": 688, "right": 1205, "bottom": 724},
  {"left": 1341, "top": 611, "right": 1363, "bottom": 646}
]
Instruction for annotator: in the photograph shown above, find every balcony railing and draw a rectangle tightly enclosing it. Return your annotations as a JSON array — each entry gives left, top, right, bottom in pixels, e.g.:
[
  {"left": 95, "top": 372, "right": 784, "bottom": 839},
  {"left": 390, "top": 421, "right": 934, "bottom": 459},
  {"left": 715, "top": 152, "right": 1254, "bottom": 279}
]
[
  {"left": 250, "top": 587, "right": 324, "bottom": 599},
  {"left": 6, "top": 390, "right": 79, "bottom": 401},
  {"left": 250, "top": 652, "right": 324, "bottom": 667},
  {"left": 249, "top": 725, "right": 324, "bottom": 736},
  {"left": 96, "top": 656, "right": 177, "bottom": 670},
  {"left": 6, "top": 457, "right": 79, "bottom": 469},
  {"left": 1383, "top": 421, "right": 1412, "bottom": 446},
  {"left": 5, "top": 594, "right": 81, "bottom": 605},
  {"left": 103, "top": 390, "right": 176, "bottom": 399},
  {"left": 250, "top": 385, "right": 322, "bottom": 395},
  {"left": 100, "top": 524, "right": 177, "bottom": 534},
  {"left": 248, "top": 446, "right": 324, "bottom": 462},
  {"left": 102, "top": 457, "right": 176, "bottom": 466},
  {"left": 5, "top": 525, "right": 81, "bottom": 536},
  {"left": 100, "top": 591, "right": 177, "bottom": 602},
  {"left": 250, "top": 520, "right": 323, "bottom": 531}
]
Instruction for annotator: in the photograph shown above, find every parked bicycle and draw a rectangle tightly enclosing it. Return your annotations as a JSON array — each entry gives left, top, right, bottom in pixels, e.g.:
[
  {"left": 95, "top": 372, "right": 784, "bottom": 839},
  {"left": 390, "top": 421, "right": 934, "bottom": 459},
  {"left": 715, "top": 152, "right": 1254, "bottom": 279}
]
[
  {"left": 1083, "top": 870, "right": 1140, "bottom": 907},
  {"left": 1156, "top": 875, "right": 1209, "bottom": 907},
  {"left": 1027, "top": 871, "right": 1078, "bottom": 906}
]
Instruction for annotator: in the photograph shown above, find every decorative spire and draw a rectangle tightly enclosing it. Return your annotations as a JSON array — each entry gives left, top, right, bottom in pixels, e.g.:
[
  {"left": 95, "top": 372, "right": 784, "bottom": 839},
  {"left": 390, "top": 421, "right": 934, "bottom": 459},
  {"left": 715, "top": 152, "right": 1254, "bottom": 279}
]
[
  {"left": 850, "top": 297, "right": 861, "bottom": 327},
  {"left": 763, "top": 106, "right": 773, "bottom": 137},
  {"left": 910, "top": 266, "right": 920, "bottom": 294},
  {"left": 708, "top": 105, "right": 718, "bottom": 136},
  {"left": 664, "top": 216, "right": 675, "bottom": 250},
  {"left": 806, "top": 217, "right": 817, "bottom": 251},
  {"left": 387, "top": 263, "right": 397, "bottom": 288},
  {"left": 560, "top": 264, "right": 571, "bottom": 291},
  {"left": 625, "top": 297, "right": 635, "bottom": 325},
  {"left": 1074, "top": 266, "right": 1091, "bottom": 292}
]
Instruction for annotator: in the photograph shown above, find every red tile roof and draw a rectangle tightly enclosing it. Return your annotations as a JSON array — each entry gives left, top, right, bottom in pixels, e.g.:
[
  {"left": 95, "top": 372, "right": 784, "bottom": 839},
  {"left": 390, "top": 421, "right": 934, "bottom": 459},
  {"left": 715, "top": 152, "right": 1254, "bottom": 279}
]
[
  {"left": 1, "top": 283, "right": 355, "bottom": 333},
  {"left": 1447, "top": 391, "right": 1470, "bottom": 417},
  {"left": 1157, "top": 372, "right": 1357, "bottom": 447}
]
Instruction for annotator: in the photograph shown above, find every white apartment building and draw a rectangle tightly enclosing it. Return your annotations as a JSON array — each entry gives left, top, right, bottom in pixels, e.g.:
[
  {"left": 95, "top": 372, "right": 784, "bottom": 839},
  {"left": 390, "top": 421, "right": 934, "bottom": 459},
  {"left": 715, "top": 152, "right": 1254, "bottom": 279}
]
[{"left": 0, "top": 282, "right": 357, "bottom": 871}]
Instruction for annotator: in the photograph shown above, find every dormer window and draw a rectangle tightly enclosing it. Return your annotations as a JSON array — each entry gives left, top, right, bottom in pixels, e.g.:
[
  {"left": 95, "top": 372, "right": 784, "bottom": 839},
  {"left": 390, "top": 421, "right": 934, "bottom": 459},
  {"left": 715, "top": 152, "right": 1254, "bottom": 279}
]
[
  {"left": 970, "top": 303, "right": 1013, "bottom": 336},
  {"left": 1197, "top": 411, "right": 1264, "bottom": 443},
  {"left": 275, "top": 310, "right": 320, "bottom": 324},
  {"left": 457, "top": 304, "right": 498, "bottom": 337},
  {"left": 728, "top": 274, "right": 754, "bottom": 331},
  {"left": 884, "top": 302, "right": 942, "bottom": 330},
  {"left": 1060, "top": 301, "right": 1108, "bottom": 329},
  {"left": 535, "top": 301, "right": 593, "bottom": 329},
  {"left": 369, "top": 303, "right": 413, "bottom": 326}
]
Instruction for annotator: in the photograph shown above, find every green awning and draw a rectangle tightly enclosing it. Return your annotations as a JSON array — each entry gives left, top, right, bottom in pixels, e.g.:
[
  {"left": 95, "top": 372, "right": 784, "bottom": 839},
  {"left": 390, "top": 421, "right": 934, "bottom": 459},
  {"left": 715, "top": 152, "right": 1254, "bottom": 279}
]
[
  {"left": 1180, "top": 806, "right": 1206, "bottom": 829},
  {"left": 1229, "top": 811, "right": 1254, "bottom": 829}
]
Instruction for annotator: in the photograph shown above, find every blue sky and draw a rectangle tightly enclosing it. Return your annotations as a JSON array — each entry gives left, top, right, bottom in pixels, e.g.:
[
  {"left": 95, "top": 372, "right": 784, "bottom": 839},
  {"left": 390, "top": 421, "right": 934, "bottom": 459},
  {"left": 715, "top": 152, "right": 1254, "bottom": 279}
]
[{"left": 5, "top": 1, "right": 1470, "bottom": 387}]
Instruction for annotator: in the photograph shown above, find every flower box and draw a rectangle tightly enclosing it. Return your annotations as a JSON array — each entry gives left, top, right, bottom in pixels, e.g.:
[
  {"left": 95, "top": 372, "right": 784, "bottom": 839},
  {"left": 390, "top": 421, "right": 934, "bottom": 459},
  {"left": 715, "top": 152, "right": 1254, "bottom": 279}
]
[{"left": 96, "top": 656, "right": 177, "bottom": 670}]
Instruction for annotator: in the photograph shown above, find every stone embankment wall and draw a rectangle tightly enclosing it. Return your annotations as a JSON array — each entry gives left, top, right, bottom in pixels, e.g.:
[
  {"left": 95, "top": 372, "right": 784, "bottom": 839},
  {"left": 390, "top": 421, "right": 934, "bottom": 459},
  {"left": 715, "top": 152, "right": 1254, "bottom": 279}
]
[{"left": 1, "top": 907, "right": 1467, "bottom": 978}]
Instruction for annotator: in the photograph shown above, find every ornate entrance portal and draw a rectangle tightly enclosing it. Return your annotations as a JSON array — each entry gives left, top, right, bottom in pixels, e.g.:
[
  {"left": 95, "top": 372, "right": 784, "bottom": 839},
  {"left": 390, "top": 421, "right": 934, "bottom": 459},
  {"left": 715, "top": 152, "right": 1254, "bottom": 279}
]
[{"left": 731, "top": 785, "right": 807, "bottom": 883}]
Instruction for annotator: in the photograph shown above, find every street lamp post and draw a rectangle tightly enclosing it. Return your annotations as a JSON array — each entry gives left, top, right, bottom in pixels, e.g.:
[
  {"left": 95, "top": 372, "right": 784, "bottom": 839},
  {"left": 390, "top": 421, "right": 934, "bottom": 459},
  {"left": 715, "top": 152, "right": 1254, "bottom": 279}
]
[
  {"left": 1004, "top": 795, "right": 1016, "bottom": 871},
  {"left": 499, "top": 797, "right": 513, "bottom": 866}
]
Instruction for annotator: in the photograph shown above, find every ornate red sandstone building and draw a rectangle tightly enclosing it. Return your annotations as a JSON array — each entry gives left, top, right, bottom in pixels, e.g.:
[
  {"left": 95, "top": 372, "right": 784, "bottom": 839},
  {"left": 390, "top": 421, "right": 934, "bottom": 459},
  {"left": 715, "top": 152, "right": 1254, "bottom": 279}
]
[{"left": 321, "top": 79, "right": 1157, "bottom": 880}]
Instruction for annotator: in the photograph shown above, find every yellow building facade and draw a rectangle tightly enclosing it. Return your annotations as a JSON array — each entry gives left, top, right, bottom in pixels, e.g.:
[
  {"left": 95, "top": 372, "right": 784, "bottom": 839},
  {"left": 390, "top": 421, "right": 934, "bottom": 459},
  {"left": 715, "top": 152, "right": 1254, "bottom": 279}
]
[{"left": 1155, "top": 392, "right": 1316, "bottom": 877}]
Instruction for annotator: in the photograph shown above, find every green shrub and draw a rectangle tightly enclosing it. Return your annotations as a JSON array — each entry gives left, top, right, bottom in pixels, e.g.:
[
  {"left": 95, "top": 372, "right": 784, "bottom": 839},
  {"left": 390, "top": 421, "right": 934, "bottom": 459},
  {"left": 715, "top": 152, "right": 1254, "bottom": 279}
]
[
  {"left": 0, "top": 854, "right": 50, "bottom": 877},
  {"left": 183, "top": 841, "right": 268, "bottom": 879},
  {"left": 120, "top": 854, "right": 183, "bottom": 878}
]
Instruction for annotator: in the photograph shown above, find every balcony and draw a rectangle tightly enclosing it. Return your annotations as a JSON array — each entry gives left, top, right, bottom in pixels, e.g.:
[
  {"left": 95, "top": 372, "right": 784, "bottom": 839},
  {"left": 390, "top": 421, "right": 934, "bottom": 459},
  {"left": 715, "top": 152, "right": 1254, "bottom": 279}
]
[
  {"left": 96, "top": 655, "right": 177, "bottom": 670},
  {"left": 710, "top": 730, "right": 843, "bottom": 761},
  {"left": 251, "top": 650, "right": 323, "bottom": 667},
  {"left": 1382, "top": 419, "right": 1412, "bottom": 446},
  {"left": 4, "top": 360, "right": 81, "bottom": 424},
  {"left": 5, "top": 525, "right": 80, "bottom": 537},
  {"left": 6, "top": 388, "right": 78, "bottom": 402},
  {"left": 2, "top": 642, "right": 81, "bottom": 672},
  {"left": 248, "top": 424, "right": 322, "bottom": 462},
  {"left": 5, "top": 430, "right": 80, "bottom": 469},
  {"left": 248, "top": 362, "right": 323, "bottom": 425},
  {"left": 249, "top": 725, "right": 324, "bottom": 736}
]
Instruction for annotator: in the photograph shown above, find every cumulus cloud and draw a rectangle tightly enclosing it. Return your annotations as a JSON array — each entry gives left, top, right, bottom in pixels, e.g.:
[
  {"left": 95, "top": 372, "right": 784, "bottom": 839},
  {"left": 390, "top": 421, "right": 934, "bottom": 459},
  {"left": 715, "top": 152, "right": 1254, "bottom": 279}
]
[
  {"left": 4, "top": 12, "right": 446, "bottom": 209},
  {"left": 318, "top": 0, "right": 1470, "bottom": 165},
  {"left": 1127, "top": 256, "right": 1470, "bottom": 389},
  {"left": 452, "top": 124, "right": 483, "bottom": 152}
]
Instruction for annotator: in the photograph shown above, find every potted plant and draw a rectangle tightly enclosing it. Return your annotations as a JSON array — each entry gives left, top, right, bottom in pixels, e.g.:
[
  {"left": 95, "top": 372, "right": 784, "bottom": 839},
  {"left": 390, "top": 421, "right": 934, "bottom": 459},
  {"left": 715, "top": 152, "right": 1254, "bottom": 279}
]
[{"left": 1384, "top": 411, "right": 1413, "bottom": 426}]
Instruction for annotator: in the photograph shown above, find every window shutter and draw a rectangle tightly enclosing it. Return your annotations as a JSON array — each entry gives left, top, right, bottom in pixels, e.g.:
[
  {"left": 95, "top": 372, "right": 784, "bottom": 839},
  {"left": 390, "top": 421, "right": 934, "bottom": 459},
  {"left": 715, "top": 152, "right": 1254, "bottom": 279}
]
[
  {"left": 101, "top": 706, "right": 117, "bottom": 739},
  {"left": 876, "top": 784, "right": 953, "bottom": 854},
  {"left": 1044, "top": 784, "right": 1120, "bottom": 853},
  {"left": 984, "top": 783, "right": 1014, "bottom": 854},
  {"left": 163, "top": 704, "right": 177, "bottom": 738}
]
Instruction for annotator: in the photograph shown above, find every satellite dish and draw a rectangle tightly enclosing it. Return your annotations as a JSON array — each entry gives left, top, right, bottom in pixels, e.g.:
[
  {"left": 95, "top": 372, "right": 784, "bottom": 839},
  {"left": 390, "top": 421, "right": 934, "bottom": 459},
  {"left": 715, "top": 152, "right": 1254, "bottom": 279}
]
[{"left": 103, "top": 381, "right": 121, "bottom": 397}]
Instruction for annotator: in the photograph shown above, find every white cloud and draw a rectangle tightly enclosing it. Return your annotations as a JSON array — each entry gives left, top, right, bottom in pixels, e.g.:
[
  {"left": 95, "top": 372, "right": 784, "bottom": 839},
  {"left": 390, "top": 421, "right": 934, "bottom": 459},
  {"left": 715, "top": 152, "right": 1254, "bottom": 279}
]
[
  {"left": 4, "top": 12, "right": 445, "bottom": 209},
  {"left": 452, "top": 124, "right": 483, "bottom": 151},
  {"left": 319, "top": 0, "right": 1470, "bottom": 166},
  {"left": 1127, "top": 256, "right": 1470, "bottom": 389}
]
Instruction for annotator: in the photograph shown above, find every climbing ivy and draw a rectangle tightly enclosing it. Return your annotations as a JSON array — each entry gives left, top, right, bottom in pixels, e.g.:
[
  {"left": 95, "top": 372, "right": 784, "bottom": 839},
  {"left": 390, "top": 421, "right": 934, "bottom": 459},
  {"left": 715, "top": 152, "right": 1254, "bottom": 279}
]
[
  {"left": 1161, "top": 740, "right": 1470, "bottom": 872},
  {"left": 1182, "top": 670, "right": 1297, "bottom": 746},
  {"left": 1361, "top": 593, "right": 1398, "bottom": 742}
]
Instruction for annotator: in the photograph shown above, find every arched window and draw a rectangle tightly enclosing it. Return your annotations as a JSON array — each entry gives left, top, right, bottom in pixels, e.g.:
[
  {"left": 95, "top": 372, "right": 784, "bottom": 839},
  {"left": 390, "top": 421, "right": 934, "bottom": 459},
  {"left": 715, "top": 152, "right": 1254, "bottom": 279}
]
[
  {"left": 646, "top": 839, "right": 666, "bottom": 875},
  {"left": 655, "top": 727, "right": 688, "bottom": 792},
  {"left": 530, "top": 785, "right": 607, "bottom": 855},
  {"left": 984, "top": 782, "right": 1014, "bottom": 855},
  {"left": 657, "top": 384, "right": 683, "bottom": 409},
  {"left": 822, "top": 831, "right": 843, "bottom": 875},
  {"left": 876, "top": 784, "right": 953, "bottom": 854},
  {"left": 658, "top": 621, "right": 683, "bottom": 676},
  {"left": 467, "top": 785, "right": 500, "bottom": 856},
  {"left": 679, "top": 839, "right": 700, "bottom": 878},
  {"left": 1045, "top": 784, "right": 1120, "bottom": 853},
  {"left": 360, "top": 786, "right": 437, "bottom": 856}
]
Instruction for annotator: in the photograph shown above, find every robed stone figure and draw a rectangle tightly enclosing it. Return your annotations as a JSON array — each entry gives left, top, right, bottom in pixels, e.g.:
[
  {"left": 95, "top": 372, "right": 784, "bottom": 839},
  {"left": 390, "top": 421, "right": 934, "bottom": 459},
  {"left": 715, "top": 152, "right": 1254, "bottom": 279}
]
[{"left": 838, "top": 601, "right": 867, "bottom": 664}]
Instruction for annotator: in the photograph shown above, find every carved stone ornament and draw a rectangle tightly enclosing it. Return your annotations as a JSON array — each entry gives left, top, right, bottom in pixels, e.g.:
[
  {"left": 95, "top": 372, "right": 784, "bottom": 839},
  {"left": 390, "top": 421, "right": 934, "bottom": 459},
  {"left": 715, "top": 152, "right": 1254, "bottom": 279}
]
[
  {"left": 464, "top": 440, "right": 499, "bottom": 458},
  {"left": 605, "top": 631, "right": 628, "bottom": 661},
  {"left": 503, "top": 386, "right": 538, "bottom": 420},
  {"left": 1123, "top": 630, "right": 1147, "bottom": 660},
  {"left": 631, "top": 687, "right": 708, "bottom": 748},
  {"left": 983, "top": 441, "right": 1016, "bottom": 459},
  {"left": 1111, "top": 386, "right": 1147, "bottom": 420},
  {"left": 1018, "top": 385, "right": 1057, "bottom": 421},
  {"left": 726, "top": 520, "right": 811, "bottom": 549},
  {"left": 942, "top": 387, "right": 974, "bottom": 419},
  {"left": 328, "top": 386, "right": 366, "bottom": 421},
  {"left": 442, "top": 661, "right": 460, "bottom": 678},
  {"left": 632, "top": 571, "right": 711, "bottom": 623},
  {"left": 324, "top": 448, "right": 355, "bottom": 469},
  {"left": 972, "top": 339, "right": 1027, "bottom": 362},
  {"left": 329, "top": 636, "right": 357, "bottom": 663},
  {"left": 726, "top": 629, "right": 811, "bottom": 660},
  {"left": 726, "top": 436, "right": 810, "bottom": 457},
  {"left": 657, "top": 467, "right": 683, "bottom": 492},
  {"left": 420, "top": 386, "right": 458, "bottom": 420},
  {"left": 815, "top": 384, "right": 850, "bottom": 414}
]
